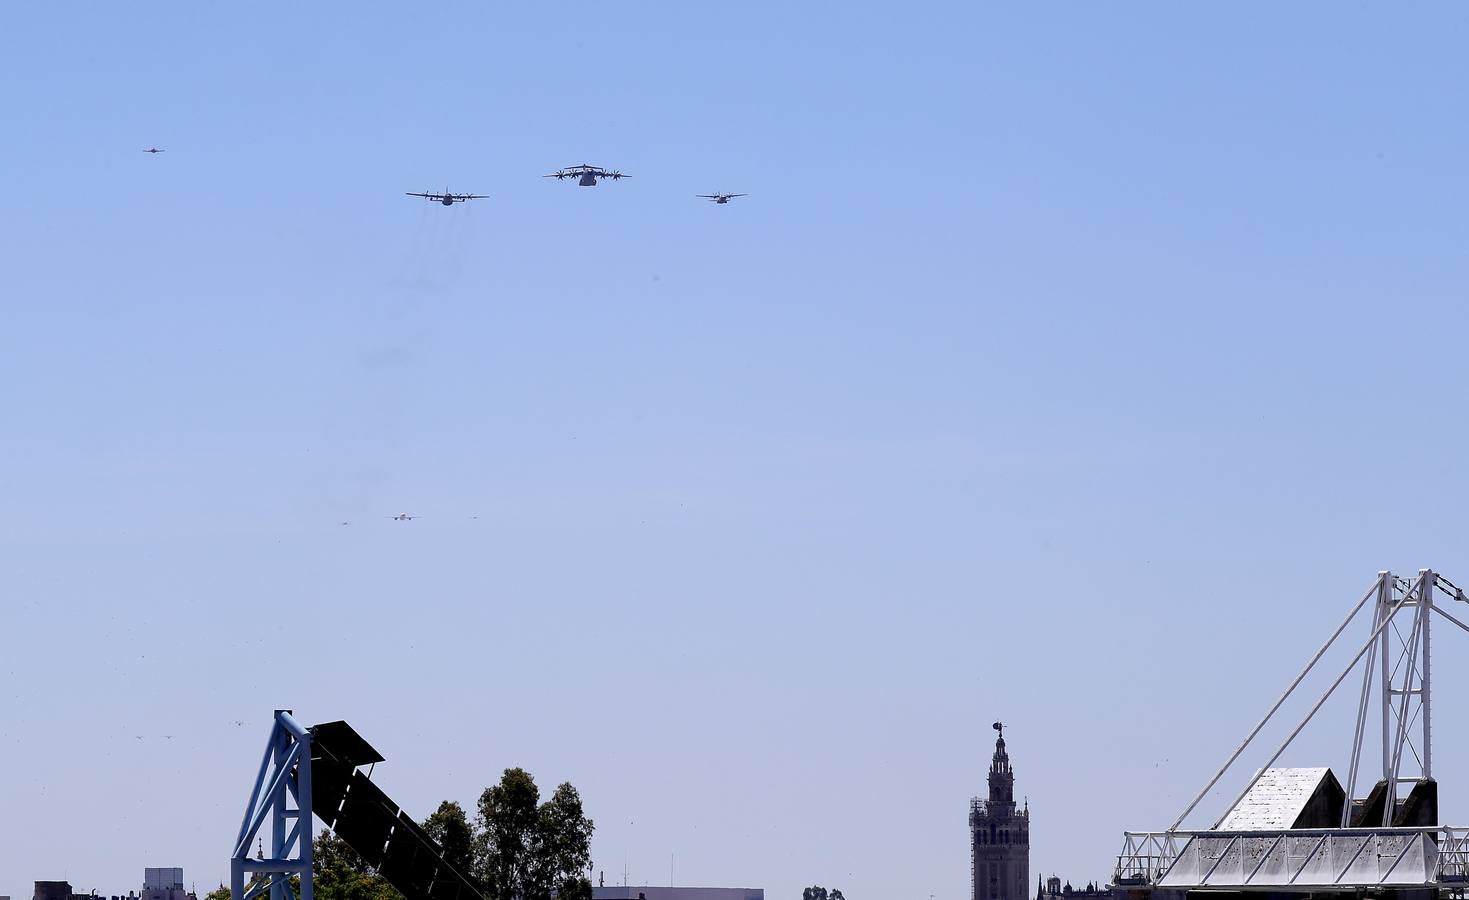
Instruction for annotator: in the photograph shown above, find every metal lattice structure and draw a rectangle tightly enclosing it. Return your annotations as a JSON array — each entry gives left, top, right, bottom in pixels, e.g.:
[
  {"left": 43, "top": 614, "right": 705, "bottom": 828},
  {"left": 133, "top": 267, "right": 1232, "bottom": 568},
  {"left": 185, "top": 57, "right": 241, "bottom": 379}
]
[
  {"left": 232, "top": 710, "right": 315, "bottom": 900},
  {"left": 1115, "top": 568, "right": 1469, "bottom": 891},
  {"left": 1347, "top": 571, "right": 1438, "bottom": 826},
  {"left": 1117, "top": 826, "right": 1469, "bottom": 888},
  {"left": 231, "top": 712, "right": 485, "bottom": 900}
]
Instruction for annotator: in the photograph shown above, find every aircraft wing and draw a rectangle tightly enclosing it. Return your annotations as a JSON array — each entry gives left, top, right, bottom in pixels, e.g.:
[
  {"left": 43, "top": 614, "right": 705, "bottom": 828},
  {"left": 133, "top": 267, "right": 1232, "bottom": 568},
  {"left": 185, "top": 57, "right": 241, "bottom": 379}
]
[{"left": 405, "top": 192, "right": 435, "bottom": 198}]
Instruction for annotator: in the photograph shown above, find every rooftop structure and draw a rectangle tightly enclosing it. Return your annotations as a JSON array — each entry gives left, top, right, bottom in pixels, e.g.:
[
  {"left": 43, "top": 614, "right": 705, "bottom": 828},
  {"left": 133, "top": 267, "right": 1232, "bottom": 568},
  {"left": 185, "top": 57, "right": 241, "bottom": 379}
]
[
  {"left": 33, "top": 884, "right": 72, "bottom": 900},
  {"left": 1039, "top": 876, "right": 1110, "bottom": 900},
  {"left": 141, "top": 869, "right": 191, "bottom": 900},
  {"left": 1215, "top": 767, "right": 1344, "bottom": 831},
  {"left": 143, "top": 871, "right": 183, "bottom": 892},
  {"left": 591, "top": 888, "right": 763, "bottom": 900}
]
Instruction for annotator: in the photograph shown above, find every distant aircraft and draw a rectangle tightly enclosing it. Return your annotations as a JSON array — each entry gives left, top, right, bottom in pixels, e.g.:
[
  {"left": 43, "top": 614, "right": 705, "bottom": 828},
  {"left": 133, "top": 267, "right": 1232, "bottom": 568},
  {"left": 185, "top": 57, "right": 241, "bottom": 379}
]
[
  {"left": 406, "top": 189, "right": 487, "bottom": 206},
  {"left": 387, "top": 513, "right": 420, "bottom": 521},
  {"left": 544, "top": 164, "right": 629, "bottom": 187},
  {"left": 698, "top": 192, "right": 747, "bottom": 204},
  {"left": 143, "top": 147, "right": 165, "bottom": 154}
]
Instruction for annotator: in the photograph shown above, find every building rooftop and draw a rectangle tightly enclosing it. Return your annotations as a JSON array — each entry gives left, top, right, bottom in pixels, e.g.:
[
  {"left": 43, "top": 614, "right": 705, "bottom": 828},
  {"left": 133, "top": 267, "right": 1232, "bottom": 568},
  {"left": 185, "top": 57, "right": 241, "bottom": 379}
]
[{"left": 1217, "top": 766, "right": 1336, "bottom": 830}]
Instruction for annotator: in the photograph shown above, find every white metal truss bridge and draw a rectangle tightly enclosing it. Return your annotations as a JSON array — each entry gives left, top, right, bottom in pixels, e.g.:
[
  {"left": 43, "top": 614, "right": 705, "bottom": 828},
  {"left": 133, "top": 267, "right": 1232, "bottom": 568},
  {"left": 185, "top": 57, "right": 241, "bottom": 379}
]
[{"left": 1114, "top": 569, "right": 1469, "bottom": 892}]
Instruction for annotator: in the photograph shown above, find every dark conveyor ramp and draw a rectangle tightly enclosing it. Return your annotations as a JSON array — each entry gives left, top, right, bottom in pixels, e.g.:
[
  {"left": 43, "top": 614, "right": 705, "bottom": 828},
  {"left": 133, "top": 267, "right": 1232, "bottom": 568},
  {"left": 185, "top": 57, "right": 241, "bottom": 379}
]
[{"left": 309, "top": 720, "right": 484, "bottom": 900}]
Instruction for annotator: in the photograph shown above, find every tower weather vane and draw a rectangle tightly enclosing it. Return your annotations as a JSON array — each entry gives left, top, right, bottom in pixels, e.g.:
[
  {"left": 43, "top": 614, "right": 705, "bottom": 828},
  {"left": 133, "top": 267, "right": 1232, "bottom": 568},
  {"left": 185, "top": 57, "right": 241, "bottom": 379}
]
[{"left": 993, "top": 721, "right": 1003, "bottom": 737}]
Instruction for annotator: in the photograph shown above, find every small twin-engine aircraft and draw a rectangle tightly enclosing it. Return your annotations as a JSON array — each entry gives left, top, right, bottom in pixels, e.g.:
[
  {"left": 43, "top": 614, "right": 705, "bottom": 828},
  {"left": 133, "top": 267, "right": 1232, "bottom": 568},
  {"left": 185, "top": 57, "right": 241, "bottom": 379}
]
[
  {"left": 406, "top": 189, "right": 488, "bottom": 206},
  {"left": 143, "top": 147, "right": 165, "bottom": 154},
  {"left": 544, "top": 164, "right": 629, "bottom": 186},
  {"left": 698, "top": 192, "right": 747, "bottom": 204},
  {"left": 387, "top": 512, "right": 420, "bottom": 521}
]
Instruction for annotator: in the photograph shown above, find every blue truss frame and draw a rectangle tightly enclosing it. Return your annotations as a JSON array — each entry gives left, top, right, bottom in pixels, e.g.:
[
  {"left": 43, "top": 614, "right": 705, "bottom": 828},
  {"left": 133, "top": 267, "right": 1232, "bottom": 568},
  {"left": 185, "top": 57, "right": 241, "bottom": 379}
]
[{"left": 232, "top": 710, "right": 315, "bottom": 900}]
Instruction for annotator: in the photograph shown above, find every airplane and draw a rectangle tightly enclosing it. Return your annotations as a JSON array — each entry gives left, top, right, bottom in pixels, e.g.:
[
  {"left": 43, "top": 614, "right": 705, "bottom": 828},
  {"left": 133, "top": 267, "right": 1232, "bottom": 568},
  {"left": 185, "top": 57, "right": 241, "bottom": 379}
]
[
  {"left": 387, "top": 513, "right": 420, "bottom": 521},
  {"left": 698, "top": 192, "right": 747, "bottom": 204},
  {"left": 406, "top": 189, "right": 487, "bottom": 206},
  {"left": 544, "top": 164, "right": 629, "bottom": 186},
  {"left": 143, "top": 147, "right": 165, "bottom": 154}
]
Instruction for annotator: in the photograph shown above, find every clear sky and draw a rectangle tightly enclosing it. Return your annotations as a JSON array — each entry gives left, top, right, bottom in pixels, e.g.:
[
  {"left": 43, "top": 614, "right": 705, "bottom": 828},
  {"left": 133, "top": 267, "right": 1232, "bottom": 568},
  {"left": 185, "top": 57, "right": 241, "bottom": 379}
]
[{"left": 4, "top": 2, "right": 1469, "bottom": 899}]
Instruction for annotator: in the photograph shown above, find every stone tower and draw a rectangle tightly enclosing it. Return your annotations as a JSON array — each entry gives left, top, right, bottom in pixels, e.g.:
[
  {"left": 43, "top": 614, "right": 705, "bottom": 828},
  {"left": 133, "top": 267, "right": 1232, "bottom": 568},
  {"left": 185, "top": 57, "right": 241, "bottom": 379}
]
[{"left": 970, "top": 723, "right": 1029, "bottom": 900}]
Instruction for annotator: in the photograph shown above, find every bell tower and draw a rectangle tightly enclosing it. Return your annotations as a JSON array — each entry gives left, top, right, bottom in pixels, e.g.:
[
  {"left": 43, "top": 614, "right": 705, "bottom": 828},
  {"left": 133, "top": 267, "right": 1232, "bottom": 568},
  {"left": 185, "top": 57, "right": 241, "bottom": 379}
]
[{"left": 970, "top": 723, "right": 1029, "bottom": 900}]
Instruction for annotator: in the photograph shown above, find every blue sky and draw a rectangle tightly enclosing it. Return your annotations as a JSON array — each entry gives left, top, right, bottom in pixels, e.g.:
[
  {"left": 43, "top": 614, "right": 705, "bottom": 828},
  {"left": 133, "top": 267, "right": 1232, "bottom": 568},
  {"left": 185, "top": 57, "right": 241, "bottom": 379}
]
[{"left": 4, "top": 2, "right": 1469, "bottom": 898}]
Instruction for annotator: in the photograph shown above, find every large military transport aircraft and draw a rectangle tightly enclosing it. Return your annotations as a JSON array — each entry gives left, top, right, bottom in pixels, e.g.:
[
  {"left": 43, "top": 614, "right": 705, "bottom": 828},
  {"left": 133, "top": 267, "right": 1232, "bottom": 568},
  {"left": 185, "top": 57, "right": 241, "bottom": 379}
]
[
  {"left": 544, "top": 164, "right": 629, "bottom": 186},
  {"left": 406, "top": 190, "right": 487, "bottom": 206}
]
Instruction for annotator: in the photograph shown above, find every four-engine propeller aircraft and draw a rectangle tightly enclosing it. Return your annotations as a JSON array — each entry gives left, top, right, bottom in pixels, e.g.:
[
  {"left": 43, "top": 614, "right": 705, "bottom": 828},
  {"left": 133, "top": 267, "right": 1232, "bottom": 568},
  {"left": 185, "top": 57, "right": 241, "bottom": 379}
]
[
  {"left": 143, "top": 147, "right": 165, "bottom": 154},
  {"left": 698, "top": 192, "right": 747, "bottom": 204},
  {"left": 544, "top": 164, "right": 629, "bottom": 186},
  {"left": 387, "top": 512, "right": 420, "bottom": 521},
  {"left": 406, "top": 189, "right": 488, "bottom": 206}
]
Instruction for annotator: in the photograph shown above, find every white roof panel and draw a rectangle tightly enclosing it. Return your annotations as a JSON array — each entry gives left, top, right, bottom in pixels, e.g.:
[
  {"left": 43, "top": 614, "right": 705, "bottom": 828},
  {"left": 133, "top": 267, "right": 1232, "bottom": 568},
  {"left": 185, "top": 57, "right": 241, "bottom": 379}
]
[{"left": 1218, "top": 767, "right": 1332, "bottom": 830}]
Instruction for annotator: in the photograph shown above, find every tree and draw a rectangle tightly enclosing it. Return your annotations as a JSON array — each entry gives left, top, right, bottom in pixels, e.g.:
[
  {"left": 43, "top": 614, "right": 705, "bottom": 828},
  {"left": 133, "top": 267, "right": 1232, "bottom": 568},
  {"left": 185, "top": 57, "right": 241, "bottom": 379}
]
[
  {"left": 204, "top": 886, "right": 230, "bottom": 900},
  {"left": 535, "top": 783, "right": 594, "bottom": 900},
  {"left": 803, "top": 888, "right": 844, "bottom": 900},
  {"left": 311, "top": 768, "right": 593, "bottom": 900},
  {"left": 313, "top": 832, "right": 402, "bottom": 900},
  {"left": 423, "top": 800, "right": 477, "bottom": 877},
  {"left": 477, "top": 768, "right": 543, "bottom": 899},
  {"left": 477, "top": 768, "right": 595, "bottom": 900}
]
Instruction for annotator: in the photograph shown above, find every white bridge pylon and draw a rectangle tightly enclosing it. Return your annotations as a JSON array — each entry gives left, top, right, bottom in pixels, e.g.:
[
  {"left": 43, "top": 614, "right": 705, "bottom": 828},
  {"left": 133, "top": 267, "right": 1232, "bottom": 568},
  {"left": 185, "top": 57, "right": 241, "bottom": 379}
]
[{"left": 1118, "top": 568, "right": 1469, "bottom": 890}]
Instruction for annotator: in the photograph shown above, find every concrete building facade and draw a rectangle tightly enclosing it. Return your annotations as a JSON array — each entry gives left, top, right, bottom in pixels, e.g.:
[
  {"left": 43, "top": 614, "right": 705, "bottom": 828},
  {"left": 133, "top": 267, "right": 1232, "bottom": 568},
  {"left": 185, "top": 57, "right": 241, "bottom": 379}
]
[
  {"left": 141, "top": 869, "right": 190, "bottom": 900},
  {"left": 971, "top": 724, "right": 1029, "bottom": 900},
  {"left": 30, "top": 867, "right": 191, "bottom": 900}
]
